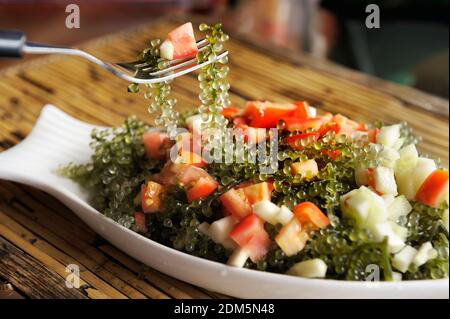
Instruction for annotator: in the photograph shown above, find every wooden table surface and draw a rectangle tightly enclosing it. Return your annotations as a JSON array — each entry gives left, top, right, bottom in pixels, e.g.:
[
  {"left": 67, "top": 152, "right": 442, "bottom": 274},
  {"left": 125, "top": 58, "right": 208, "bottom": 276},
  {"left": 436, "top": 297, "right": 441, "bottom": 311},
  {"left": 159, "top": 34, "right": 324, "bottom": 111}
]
[{"left": 0, "top": 16, "right": 448, "bottom": 299}]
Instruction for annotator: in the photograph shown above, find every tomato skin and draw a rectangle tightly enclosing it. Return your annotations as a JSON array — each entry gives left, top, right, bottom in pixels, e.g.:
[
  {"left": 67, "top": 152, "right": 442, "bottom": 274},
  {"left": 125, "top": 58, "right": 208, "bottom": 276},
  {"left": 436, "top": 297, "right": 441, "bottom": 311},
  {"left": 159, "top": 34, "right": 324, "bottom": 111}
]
[
  {"left": 245, "top": 101, "right": 298, "bottom": 128},
  {"left": 319, "top": 122, "right": 341, "bottom": 136},
  {"left": 186, "top": 176, "right": 218, "bottom": 203},
  {"left": 222, "top": 107, "right": 241, "bottom": 119},
  {"left": 229, "top": 214, "right": 265, "bottom": 246},
  {"left": 415, "top": 169, "right": 449, "bottom": 207},
  {"left": 368, "top": 128, "right": 379, "bottom": 143},
  {"left": 293, "top": 202, "right": 330, "bottom": 229},
  {"left": 281, "top": 117, "right": 323, "bottom": 132},
  {"left": 220, "top": 188, "right": 252, "bottom": 220},
  {"left": 141, "top": 181, "right": 164, "bottom": 213},
  {"left": 242, "top": 182, "right": 273, "bottom": 204},
  {"left": 134, "top": 212, "right": 148, "bottom": 233},
  {"left": 292, "top": 101, "right": 312, "bottom": 119},
  {"left": 167, "top": 22, "right": 198, "bottom": 59},
  {"left": 284, "top": 132, "right": 321, "bottom": 150},
  {"left": 143, "top": 131, "right": 172, "bottom": 160}
]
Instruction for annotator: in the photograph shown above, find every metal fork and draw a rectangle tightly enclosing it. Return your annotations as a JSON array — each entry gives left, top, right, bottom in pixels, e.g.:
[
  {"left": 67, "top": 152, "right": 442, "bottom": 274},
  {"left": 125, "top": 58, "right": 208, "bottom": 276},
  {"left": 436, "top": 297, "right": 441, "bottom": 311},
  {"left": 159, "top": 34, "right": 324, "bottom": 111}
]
[{"left": 0, "top": 29, "right": 228, "bottom": 84}]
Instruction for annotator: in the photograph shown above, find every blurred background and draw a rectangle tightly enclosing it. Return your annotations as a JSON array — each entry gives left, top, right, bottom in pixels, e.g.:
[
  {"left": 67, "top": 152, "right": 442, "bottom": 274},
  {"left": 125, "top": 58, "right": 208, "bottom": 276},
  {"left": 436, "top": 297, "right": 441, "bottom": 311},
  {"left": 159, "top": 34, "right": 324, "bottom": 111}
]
[{"left": 0, "top": 0, "right": 448, "bottom": 98}]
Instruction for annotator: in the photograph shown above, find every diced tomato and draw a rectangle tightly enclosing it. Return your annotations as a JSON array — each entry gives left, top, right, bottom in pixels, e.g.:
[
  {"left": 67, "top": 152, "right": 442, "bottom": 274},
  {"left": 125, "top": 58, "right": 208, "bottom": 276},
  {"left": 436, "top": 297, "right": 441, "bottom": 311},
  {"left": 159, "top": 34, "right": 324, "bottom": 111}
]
[
  {"left": 332, "top": 114, "right": 361, "bottom": 136},
  {"left": 291, "top": 159, "right": 319, "bottom": 179},
  {"left": 233, "top": 117, "right": 247, "bottom": 126},
  {"left": 319, "top": 122, "right": 341, "bottom": 136},
  {"left": 230, "top": 214, "right": 265, "bottom": 246},
  {"left": 143, "top": 131, "right": 172, "bottom": 160},
  {"left": 275, "top": 218, "right": 310, "bottom": 256},
  {"left": 186, "top": 175, "right": 218, "bottom": 203},
  {"left": 368, "top": 128, "right": 379, "bottom": 143},
  {"left": 321, "top": 149, "right": 342, "bottom": 161},
  {"left": 167, "top": 22, "right": 198, "bottom": 60},
  {"left": 292, "top": 101, "right": 312, "bottom": 119},
  {"left": 416, "top": 169, "right": 449, "bottom": 207},
  {"left": 245, "top": 101, "right": 297, "bottom": 128},
  {"left": 242, "top": 182, "right": 273, "bottom": 204},
  {"left": 293, "top": 202, "right": 330, "bottom": 229},
  {"left": 175, "top": 149, "right": 206, "bottom": 168},
  {"left": 134, "top": 212, "right": 148, "bottom": 233},
  {"left": 220, "top": 188, "right": 252, "bottom": 220},
  {"left": 243, "top": 230, "right": 271, "bottom": 262},
  {"left": 284, "top": 132, "right": 321, "bottom": 150},
  {"left": 141, "top": 181, "right": 164, "bottom": 213},
  {"left": 281, "top": 117, "right": 323, "bottom": 132},
  {"left": 222, "top": 107, "right": 241, "bottom": 119},
  {"left": 154, "top": 163, "right": 210, "bottom": 186}
]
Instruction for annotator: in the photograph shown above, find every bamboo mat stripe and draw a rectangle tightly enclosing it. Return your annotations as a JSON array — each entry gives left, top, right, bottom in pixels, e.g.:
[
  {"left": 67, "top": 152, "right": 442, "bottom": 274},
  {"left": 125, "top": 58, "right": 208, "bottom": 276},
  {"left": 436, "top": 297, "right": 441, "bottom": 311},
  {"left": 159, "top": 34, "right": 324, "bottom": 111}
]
[{"left": 0, "top": 16, "right": 448, "bottom": 299}]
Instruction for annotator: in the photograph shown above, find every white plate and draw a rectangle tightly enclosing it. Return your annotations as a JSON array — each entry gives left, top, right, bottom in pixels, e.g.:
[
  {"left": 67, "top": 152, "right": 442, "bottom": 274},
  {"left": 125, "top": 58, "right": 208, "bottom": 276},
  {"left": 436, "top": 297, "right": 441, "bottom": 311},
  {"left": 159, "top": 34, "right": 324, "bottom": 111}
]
[{"left": 0, "top": 105, "right": 448, "bottom": 299}]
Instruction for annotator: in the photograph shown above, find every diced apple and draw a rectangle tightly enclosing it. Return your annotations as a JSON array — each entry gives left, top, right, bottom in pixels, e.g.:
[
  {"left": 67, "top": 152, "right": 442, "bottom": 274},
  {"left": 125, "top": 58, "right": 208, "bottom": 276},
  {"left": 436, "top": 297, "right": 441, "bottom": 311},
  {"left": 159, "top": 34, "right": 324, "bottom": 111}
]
[
  {"left": 395, "top": 144, "right": 419, "bottom": 173},
  {"left": 388, "top": 221, "right": 408, "bottom": 241},
  {"left": 197, "top": 222, "right": 210, "bottom": 236},
  {"left": 387, "top": 195, "right": 412, "bottom": 222},
  {"left": 379, "top": 146, "right": 400, "bottom": 169},
  {"left": 392, "top": 137, "right": 405, "bottom": 151},
  {"left": 392, "top": 272, "right": 403, "bottom": 281},
  {"left": 227, "top": 247, "right": 249, "bottom": 268},
  {"left": 382, "top": 194, "right": 395, "bottom": 207},
  {"left": 340, "top": 187, "right": 372, "bottom": 226},
  {"left": 371, "top": 222, "right": 405, "bottom": 253},
  {"left": 278, "top": 205, "right": 294, "bottom": 225},
  {"left": 396, "top": 167, "right": 417, "bottom": 200},
  {"left": 392, "top": 245, "right": 418, "bottom": 273},
  {"left": 275, "top": 218, "right": 309, "bottom": 256},
  {"left": 413, "top": 242, "right": 438, "bottom": 267},
  {"left": 160, "top": 39, "right": 174, "bottom": 60},
  {"left": 253, "top": 200, "right": 280, "bottom": 225},
  {"left": 208, "top": 216, "right": 239, "bottom": 245},
  {"left": 373, "top": 166, "right": 398, "bottom": 195},
  {"left": 412, "top": 158, "right": 437, "bottom": 193},
  {"left": 291, "top": 159, "right": 319, "bottom": 180},
  {"left": 376, "top": 124, "right": 401, "bottom": 148},
  {"left": 286, "top": 259, "right": 327, "bottom": 278}
]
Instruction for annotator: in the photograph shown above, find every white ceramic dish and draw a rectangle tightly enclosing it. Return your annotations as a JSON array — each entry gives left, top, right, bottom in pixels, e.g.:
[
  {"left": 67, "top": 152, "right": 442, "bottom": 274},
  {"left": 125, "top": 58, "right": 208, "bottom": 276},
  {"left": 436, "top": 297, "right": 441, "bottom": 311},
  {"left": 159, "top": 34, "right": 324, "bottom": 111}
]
[{"left": 0, "top": 104, "right": 448, "bottom": 299}]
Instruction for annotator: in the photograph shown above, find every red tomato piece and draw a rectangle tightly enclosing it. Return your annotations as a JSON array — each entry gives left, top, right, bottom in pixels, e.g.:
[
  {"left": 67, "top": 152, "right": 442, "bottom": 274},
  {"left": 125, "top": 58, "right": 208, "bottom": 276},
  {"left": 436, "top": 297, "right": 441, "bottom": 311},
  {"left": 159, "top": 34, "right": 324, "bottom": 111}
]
[
  {"left": 292, "top": 101, "right": 313, "bottom": 119},
  {"left": 167, "top": 22, "right": 198, "bottom": 60},
  {"left": 321, "top": 149, "right": 342, "bottom": 161},
  {"left": 229, "top": 214, "right": 265, "bottom": 247},
  {"left": 284, "top": 132, "right": 321, "bottom": 150},
  {"left": 186, "top": 175, "right": 218, "bottom": 203},
  {"left": 368, "top": 128, "right": 379, "bottom": 143},
  {"left": 245, "top": 101, "right": 297, "bottom": 128},
  {"left": 134, "top": 212, "right": 148, "bottom": 233},
  {"left": 416, "top": 169, "right": 449, "bottom": 207},
  {"left": 175, "top": 149, "right": 207, "bottom": 168},
  {"left": 293, "top": 202, "right": 330, "bottom": 229},
  {"left": 220, "top": 188, "right": 252, "bottom": 220},
  {"left": 143, "top": 131, "right": 172, "bottom": 160},
  {"left": 281, "top": 117, "right": 323, "bottom": 132},
  {"left": 243, "top": 230, "right": 271, "bottom": 262},
  {"left": 319, "top": 122, "right": 341, "bottom": 136},
  {"left": 141, "top": 181, "right": 164, "bottom": 213},
  {"left": 222, "top": 107, "right": 241, "bottom": 119}
]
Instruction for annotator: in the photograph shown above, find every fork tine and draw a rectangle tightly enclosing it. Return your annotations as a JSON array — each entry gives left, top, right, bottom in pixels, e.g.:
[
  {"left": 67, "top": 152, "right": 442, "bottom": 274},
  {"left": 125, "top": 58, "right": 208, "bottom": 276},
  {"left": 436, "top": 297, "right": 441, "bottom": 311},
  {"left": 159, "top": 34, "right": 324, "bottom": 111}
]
[
  {"left": 132, "top": 50, "right": 228, "bottom": 83},
  {"left": 145, "top": 57, "right": 198, "bottom": 76}
]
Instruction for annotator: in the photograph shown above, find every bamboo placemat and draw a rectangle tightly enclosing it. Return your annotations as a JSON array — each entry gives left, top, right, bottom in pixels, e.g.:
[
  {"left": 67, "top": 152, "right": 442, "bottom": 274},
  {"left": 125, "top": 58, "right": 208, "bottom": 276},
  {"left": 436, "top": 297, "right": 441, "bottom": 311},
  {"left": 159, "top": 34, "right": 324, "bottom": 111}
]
[{"left": 0, "top": 16, "right": 448, "bottom": 299}]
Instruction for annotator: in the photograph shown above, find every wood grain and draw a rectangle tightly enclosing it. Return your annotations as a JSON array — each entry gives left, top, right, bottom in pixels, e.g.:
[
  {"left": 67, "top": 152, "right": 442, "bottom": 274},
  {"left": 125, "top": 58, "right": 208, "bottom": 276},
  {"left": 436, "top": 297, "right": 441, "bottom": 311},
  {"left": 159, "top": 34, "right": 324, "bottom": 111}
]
[{"left": 0, "top": 16, "right": 448, "bottom": 299}]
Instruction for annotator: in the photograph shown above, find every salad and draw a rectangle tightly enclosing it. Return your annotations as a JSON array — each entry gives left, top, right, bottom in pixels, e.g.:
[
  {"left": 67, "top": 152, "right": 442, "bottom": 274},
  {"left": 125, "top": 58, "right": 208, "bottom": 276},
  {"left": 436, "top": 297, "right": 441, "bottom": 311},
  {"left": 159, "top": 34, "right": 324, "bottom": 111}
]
[{"left": 60, "top": 22, "right": 449, "bottom": 282}]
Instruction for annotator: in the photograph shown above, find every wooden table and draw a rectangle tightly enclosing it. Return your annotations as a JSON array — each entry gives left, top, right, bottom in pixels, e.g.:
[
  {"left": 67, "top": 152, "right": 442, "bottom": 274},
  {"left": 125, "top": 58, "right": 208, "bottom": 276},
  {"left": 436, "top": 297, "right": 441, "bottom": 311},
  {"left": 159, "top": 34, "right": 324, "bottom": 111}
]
[{"left": 0, "top": 16, "right": 448, "bottom": 299}]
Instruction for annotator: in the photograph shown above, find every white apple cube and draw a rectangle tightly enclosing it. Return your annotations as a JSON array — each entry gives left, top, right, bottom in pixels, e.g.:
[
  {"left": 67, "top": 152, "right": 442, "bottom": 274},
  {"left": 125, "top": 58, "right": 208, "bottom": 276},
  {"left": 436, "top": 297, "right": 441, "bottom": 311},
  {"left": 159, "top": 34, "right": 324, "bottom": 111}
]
[
  {"left": 377, "top": 124, "right": 401, "bottom": 148},
  {"left": 371, "top": 222, "right": 405, "bottom": 253},
  {"left": 382, "top": 194, "right": 395, "bottom": 207},
  {"left": 392, "top": 272, "right": 403, "bottom": 281},
  {"left": 253, "top": 200, "right": 280, "bottom": 225},
  {"left": 160, "top": 39, "right": 174, "bottom": 60},
  {"left": 388, "top": 221, "right": 408, "bottom": 241},
  {"left": 396, "top": 144, "right": 419, "bottom": 173},
  {"left": 396, "top": 168, "right": 417, "bottom": 200},
  {"left": 208, "top": 216, "right": 239, "bottom": 245},
  {"left": 379, "top": 147, "right": 400, "bottom": 169},
  {"left": 286, "top": 259, "right": 327, "bottom": 278},
  {"left": 227, "top": 247, "right": 249, "bottom": 268},
  {"left": 197, "top": 222, "right": 210, "bottom": 236},
  {"left": 277, "top": 205, "right": 294, "bottom": 225},
  {"left": 388, "top": 195, "right": 413, "bottom": 222},
  {"left": 413, "top": 242, "right": 438, "bottom": 267},
  {"left": 393, "top": 245, "right": 418, "bottom": 273},
  {"left": 374, "top": 166, "right": 398, "bottom": 195}
]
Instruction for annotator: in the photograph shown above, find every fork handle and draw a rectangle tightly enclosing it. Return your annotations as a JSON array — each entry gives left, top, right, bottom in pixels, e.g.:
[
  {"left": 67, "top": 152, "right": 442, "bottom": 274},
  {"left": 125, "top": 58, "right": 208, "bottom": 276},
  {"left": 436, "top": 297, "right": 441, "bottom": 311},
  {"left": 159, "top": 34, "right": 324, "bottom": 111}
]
[{"left": 0, "top": 30, "right": 26, "bottom": 58}]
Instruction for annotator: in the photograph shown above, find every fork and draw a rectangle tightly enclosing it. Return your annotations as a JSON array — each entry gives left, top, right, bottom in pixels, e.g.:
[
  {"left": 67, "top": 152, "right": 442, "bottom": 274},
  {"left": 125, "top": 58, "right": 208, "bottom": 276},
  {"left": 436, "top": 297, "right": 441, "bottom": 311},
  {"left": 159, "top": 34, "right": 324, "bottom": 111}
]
[{"left": 0, "top": 29, "right": 228, "bottom": 84}]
